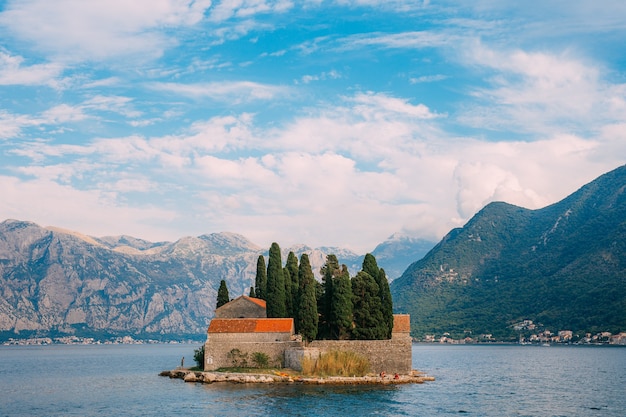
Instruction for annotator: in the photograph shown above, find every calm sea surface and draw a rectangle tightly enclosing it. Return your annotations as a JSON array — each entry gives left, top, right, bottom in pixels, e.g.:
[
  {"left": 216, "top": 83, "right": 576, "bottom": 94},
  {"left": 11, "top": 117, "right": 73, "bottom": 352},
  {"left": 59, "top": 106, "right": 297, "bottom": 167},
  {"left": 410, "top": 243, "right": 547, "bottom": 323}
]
[{"left": 0, "top": 343, "right": 624, "bottom": 416}]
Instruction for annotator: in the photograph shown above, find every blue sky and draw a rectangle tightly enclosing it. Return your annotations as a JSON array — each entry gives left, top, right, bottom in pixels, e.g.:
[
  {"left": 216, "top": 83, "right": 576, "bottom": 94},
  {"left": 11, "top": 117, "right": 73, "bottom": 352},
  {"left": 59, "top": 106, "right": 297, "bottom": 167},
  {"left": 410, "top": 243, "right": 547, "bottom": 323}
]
[{"left": 1, "top": 0, "right": 625, "bottom": 253}]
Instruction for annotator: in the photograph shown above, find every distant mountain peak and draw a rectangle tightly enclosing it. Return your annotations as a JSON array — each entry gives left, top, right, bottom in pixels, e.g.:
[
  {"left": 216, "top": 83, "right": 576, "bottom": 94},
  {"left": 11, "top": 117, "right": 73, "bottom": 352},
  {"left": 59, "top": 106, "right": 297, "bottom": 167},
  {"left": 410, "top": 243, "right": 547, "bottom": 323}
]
[
  {"left": 198, "top": 232, "right": 262, "bottom": 254},
  {"left": 45, "top": 226, "right": 103, "bottom": 247},
  {"left": 370, "top": 234, "right": 437, "bottom": 280},
  {"left": 383, "top": 232, "right": 422, "bottom": 242}
]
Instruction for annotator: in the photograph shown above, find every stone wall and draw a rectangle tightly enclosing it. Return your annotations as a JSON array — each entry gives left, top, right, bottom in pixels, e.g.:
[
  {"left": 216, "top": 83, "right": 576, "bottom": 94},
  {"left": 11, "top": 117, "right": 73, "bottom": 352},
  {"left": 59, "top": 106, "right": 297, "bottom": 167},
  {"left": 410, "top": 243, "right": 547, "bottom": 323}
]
[
  {"left": 286, "top": 335, "right": 412, "bottom": 374},
  {"left": 204, "top": 334, "right": 300, "bottom": 371},
  {"left": 205, "top": 336, "right": 412, "bottom": 374}
]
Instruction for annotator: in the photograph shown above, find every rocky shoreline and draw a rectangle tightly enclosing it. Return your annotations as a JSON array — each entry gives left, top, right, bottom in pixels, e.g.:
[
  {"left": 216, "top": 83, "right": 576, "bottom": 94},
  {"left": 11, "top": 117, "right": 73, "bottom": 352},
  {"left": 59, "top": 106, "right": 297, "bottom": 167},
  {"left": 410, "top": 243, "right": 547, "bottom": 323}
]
[{"left": 160, "top": 369, "right": 435, "bottom": 385}]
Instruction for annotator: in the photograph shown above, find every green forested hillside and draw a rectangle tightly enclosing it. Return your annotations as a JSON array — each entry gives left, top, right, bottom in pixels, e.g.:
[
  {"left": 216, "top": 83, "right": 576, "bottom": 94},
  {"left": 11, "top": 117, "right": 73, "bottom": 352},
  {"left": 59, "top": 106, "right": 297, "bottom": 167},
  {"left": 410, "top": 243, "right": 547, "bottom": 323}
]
[{"left": 391, "top": 165, "right": 626, "bottom": 339}]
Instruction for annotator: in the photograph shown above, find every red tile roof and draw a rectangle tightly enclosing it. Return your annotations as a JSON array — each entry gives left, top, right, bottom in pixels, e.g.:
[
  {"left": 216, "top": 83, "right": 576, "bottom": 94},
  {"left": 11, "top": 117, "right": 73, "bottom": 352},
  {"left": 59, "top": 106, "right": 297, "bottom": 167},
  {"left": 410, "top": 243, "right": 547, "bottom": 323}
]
[
  {"left": 208, "top": 318, "right": 294, "bottom": 334},
  {"left": 255, "top": 318, "right": 293, "bottom": 333},
  {"left": 242, "top": 296, "right": 267, "bottom": 309}
]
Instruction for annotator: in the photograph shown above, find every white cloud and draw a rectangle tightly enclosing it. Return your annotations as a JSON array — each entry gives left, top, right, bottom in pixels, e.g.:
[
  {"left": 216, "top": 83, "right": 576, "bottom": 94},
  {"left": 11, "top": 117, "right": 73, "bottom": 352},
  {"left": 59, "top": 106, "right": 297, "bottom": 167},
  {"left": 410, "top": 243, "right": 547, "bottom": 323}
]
[
  {"left": 259, "top": 92, "right": 442, "bottom": 175},
  {"left": 453, "top": 162, "right": 540, "bottom": 218},
  {"left": 195, "top": 155, "right": 276, "bottom": 186},
  {"left": 82, "top": 95, "right": 142, "bottom": 118},
  {"left": 208, "top": 19, "right": 272, "bottom": 45},
  {"left": 0, "top": 111, "right": 33, "bottom": 139},
  {"left": 102, "top": 177, "right": 160, "bottom": 193},
  {"left": 129, "top": 119, "right": 160, "bottom": 128},
  {"left": 80, "top": 77, "right": 122, "bottom": 89},
  {"left": 410, "top": 74, "right": 447, "bottom": 84},
  {"left": 149, "top": 81, "right": 290, "bottom": 102},
  {"left": 351, "top": 92, "right": 440, "bottom": 120},
  {"left": 91, "top": 135, "right": 161, "bottom": 164},
  {"left": 441, "top": 0, "right": 626, "bottom": 36},
  {"left": 191, "top": 151, "right": 415, "bottom": 249},
  {"left": 0, "top": 97, "right": 143, "bottom": 141},
  {"left": 0, "top": 175, "right": 178, "bottom": 241},
  {"left": 3, "top": 85, "right": 624, "bottom": 252},
  {"left": 0, "top": 106, "right": 86, "bottom": 141},
  {"left": 458, "top": 42, "right": 626, "bottom": 135},
  {"left": 41, "top": 104, "right": 88, "bottom": 124},
  {"left": 0, "top": 50, "right": 64, "bottom": 87},
  {"left": 0, "top": 0, "right": 212, "bottom": 61},
  {"left": 340, "top": 31, "right": 453, "bottom": 50},
  {"left": 17, "top": 161, "right": 97, "bottom": 184},
  {"left": 181, "top": 114, "right": 256, "bottom": 152},
  {"left": 329, "top": 0, "right": 428, "bottom": 12},
  {"left": 299, "top": 70, "right": 341, "bottom": 84},
  {"left": 208, "top": 0, "right": 293, "bottom": 22},
  {"left": 9, "top": 140, "right": 95, "bottom": 163},
  {"left": 445, "top": 134, "right": 613, "bottom": 222}
]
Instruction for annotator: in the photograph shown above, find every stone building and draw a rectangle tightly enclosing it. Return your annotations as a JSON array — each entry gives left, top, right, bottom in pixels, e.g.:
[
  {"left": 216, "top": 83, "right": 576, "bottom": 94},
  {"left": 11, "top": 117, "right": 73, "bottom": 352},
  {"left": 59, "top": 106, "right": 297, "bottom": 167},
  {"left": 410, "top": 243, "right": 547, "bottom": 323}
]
[
  {"left": 214, "top": 295, "right": 267, "bottom": 318},
  {"left": 204, "top": 316, "right": 300, "bottom": 370},
  {"left": 204, "top": 297, "right": 413, "bottom": 374}
]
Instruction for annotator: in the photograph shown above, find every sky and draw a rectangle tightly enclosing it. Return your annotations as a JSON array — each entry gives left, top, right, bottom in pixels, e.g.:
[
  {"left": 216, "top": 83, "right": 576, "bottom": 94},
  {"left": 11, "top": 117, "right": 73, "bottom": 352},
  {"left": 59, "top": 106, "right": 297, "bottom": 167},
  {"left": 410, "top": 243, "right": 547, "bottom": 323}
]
[{"left": 1, "top": 0, "right": 625, "bottom": 253}]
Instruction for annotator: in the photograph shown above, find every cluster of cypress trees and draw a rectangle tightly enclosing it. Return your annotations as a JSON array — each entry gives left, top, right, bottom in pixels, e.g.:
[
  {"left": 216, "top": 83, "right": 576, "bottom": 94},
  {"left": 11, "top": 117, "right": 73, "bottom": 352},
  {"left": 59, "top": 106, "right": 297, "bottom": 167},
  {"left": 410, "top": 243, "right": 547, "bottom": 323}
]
[{"left": 252, "top": 242, "right": 393, "bottom": 342}]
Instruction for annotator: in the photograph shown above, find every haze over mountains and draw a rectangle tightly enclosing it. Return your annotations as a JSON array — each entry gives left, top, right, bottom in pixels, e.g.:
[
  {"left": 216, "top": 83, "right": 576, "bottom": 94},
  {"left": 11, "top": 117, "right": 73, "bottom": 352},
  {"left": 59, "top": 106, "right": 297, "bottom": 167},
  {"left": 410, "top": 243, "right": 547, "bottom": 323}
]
[
  {"left": 391, "top": 164, "right": 626, "bottom": 340},
  {"left": 0, "top": 219, "right": 433, "bottom": 341}
]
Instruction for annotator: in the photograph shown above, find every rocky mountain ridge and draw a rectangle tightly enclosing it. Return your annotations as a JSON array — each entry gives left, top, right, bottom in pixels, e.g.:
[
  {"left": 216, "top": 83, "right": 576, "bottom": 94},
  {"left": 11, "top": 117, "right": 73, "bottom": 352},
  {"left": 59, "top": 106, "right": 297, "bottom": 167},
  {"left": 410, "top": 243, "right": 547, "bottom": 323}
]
[{"left": 0, "top": 220, "right": 434, "bottom": 340}]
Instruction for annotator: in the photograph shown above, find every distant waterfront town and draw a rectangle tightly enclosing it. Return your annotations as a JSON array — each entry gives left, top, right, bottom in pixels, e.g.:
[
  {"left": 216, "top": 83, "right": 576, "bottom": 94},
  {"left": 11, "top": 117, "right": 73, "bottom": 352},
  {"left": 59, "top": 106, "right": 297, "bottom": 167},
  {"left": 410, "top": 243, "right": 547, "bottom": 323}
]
[
  {"left": 418, "top": 320, "right": 626, "bottom": 345},
  {"left": 4, "top": 321, "right": 626, "bottom": 346},
  {"left": 1, "top": 335, "right": 199, "bottom": 346}
]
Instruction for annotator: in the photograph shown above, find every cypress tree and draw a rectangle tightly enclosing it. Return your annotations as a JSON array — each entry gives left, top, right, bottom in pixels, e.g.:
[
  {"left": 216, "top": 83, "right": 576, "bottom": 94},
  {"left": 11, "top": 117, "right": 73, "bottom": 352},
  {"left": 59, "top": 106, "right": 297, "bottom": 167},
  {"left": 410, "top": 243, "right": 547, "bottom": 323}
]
[
  {"left": 255, "top": 255, "right": 267, "bottom": 300},
  {"left": 361, "top": 253, "right": 380, "bottom": 284},
  {"left": 216, "top": 279, "right": 230, "bottom": 308},
  {"left": 297, "top": 253, "right": 318, "bottom": 342},
  {"left": 285, "top": 251, "right": 299, "bottom": 317},
  {"left": 351, "top": 271, "right": 385, "bottom": 340},
  {"left": 318, "top": 254, "right": 340, "bottom": 339},
  {"left": 379, "top": 268, "right": 394, "bottom": 339},
  {"left": 330, "top": 264, "right": 353, "bottom": 339},
  {"left": 283, "top": 267, "right": 293, "bottom": 318},
  {"left": 361, "top": 253, "right": 392, "bottom": 338},
  {"left": 249, "top": 286, "right": 256, "bottom": 298},
  {"left": 266, "top": 242, "right": 287, "bottom": 318}
]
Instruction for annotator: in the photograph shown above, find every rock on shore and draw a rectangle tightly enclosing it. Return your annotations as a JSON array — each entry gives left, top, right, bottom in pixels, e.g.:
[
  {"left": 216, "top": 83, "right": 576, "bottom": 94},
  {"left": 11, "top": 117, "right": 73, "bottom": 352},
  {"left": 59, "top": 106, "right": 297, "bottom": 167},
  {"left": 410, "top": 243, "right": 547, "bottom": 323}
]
[{"left": 159, "top": 369, "right": 435, "bottom": 385}]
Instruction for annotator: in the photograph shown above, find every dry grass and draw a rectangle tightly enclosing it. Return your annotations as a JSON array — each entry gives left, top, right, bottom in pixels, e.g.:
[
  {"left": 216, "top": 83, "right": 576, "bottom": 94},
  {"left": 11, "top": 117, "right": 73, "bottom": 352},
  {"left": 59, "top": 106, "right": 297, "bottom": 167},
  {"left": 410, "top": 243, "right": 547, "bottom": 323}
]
[{"left": 301, "top": 350, "right": 370, "bottom": 377}]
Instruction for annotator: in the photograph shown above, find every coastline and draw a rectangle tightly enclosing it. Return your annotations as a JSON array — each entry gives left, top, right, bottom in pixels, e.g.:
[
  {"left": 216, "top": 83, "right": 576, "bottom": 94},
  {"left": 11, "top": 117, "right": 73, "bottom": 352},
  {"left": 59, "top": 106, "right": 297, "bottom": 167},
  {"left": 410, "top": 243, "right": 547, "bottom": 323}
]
[{"left": 160, "top": 369, "right": 435, "bottom": 385}]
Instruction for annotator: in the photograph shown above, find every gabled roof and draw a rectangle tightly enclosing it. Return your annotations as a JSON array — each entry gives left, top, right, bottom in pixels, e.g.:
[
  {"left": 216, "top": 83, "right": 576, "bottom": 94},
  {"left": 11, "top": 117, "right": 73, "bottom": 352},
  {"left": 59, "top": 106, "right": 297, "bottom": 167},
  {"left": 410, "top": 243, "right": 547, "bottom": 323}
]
[
  {"left": 215, "top": 295, "right": 266, "bottom": 311},
  {"left": 208, "top": 318, "right": 294, "bottom": 334},
  {"left": 241, "top": 296, "right": 266, "bottom": 309}
]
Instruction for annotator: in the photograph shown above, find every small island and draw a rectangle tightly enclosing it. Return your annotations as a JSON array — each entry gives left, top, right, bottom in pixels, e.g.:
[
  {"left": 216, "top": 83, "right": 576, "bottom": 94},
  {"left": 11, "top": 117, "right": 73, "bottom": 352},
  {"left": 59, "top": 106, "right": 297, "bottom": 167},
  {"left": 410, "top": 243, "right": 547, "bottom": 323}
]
[{"left": 161, "top": 248, "right": 435, "bottom": 386}]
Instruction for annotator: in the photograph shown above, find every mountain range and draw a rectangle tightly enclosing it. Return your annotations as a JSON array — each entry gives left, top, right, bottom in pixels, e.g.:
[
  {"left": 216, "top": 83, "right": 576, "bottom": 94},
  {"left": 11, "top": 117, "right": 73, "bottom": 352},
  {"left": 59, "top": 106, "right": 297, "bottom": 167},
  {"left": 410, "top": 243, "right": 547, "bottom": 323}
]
[
  {"left": 0, "top": 220, "right": 433, "bottom": 341},
  {"left": 391, "top": 164, "right": 626, "bottom": 339},
  {"left": 3, "top": 165, "right": 625, "bottom": 342}
]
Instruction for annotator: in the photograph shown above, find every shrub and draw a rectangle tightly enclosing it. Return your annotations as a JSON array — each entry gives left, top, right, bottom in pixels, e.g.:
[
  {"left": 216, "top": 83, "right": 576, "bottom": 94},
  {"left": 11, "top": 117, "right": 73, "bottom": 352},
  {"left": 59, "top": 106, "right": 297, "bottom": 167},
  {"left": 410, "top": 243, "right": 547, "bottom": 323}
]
[
  {"left": 193, "top": 345, "right": 205, "bottom": 370},
  {"left": 227, "top": 348, "right": 249, "bottom": 367},
  {"left": 251, "top": 352, "right": 270, "bottom": 368},
  {"left": 301, "top": 350, "right": 369, "bottom": 377}
]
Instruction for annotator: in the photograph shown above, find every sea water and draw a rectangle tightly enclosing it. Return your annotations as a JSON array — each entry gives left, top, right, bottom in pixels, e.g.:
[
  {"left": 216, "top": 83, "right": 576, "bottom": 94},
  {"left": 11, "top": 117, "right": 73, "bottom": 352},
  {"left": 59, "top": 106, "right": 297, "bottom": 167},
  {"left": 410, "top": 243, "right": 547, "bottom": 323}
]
[{"left": 0, "top": 343, "right": 624, "bottom": 416}]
